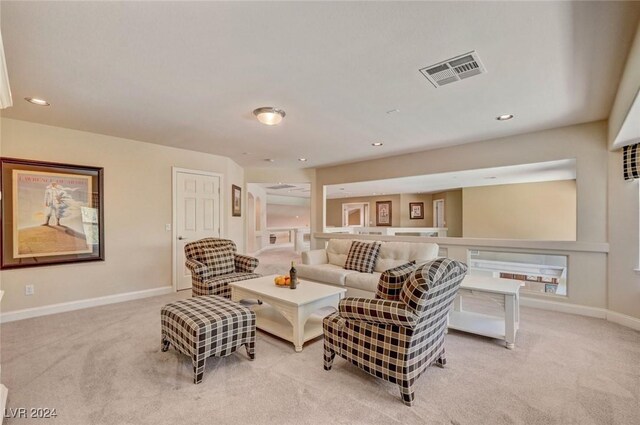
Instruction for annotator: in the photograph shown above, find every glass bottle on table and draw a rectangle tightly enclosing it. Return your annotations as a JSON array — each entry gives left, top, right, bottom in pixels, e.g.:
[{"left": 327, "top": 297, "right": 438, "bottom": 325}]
[{"left": 289, "top": 261, "right": 297, "bottom": 289}]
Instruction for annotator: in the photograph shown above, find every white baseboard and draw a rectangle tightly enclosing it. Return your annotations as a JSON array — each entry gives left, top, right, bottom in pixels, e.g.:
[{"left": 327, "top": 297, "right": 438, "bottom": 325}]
[
  {"left": 0, "top": 286, "right": 173, "bottom": 323},
  {"left": 606, "top": 310, "right": 640, "bottom": 331},
  {"left": 520, "top": 297, "right": 640, "bottom": 331},
  {"left": 520, "top": 297, "right": 607, "bottom": 318}
]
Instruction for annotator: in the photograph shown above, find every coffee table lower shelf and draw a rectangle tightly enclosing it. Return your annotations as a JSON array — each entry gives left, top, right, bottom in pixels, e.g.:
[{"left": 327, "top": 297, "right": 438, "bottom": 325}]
[{"left": 252, "top": 303, "right": 329, "bottom": 348}]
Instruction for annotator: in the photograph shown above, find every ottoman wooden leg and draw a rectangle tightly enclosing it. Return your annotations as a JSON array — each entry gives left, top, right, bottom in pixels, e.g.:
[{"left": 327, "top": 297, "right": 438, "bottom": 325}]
[{"left": 161, "top": 336, "right": 171, "bottom": 352}]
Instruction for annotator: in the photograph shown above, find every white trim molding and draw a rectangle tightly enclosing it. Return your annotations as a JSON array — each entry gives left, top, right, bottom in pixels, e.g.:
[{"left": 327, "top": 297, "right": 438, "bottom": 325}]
[
  {"left": 606, "top": 310, "right": 640, "bottom": 331},
  {"left": 521, "top": 297, "right": 640, "bottom": 331},
  {"left": 0, "top": 31, "right": 13, "bottom": 109},
  {"left": 0, "top": 286, "right": 173, "bottom": 323},
  {"left": 520, "top": 297, "right": 607, "bottom": 318}
]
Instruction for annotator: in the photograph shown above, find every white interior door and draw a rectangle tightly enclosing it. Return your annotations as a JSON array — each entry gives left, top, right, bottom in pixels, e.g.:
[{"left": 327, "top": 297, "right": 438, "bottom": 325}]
[
  {"left": 433, "top": 199, "right": 445, "bottom": 227},
  {"left": 174, "top": 170, "right": 221, "bottom": 291}
]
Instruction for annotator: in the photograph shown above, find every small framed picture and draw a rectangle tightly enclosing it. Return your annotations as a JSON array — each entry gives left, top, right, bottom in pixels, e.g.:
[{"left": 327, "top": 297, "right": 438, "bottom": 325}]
[
  {"left": 232, "top": 184, "right": 241, "bottom": 217},
  {"left": 409, "top": 202, "right": 424, "bottom": 219},
  {"left": 376, "top": 201, "right": 392, "bottom": 226}
]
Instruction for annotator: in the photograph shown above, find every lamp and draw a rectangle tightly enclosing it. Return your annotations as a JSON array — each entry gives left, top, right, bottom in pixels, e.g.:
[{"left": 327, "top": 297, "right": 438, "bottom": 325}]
[{"left": 253, "top": 107, "right": 285, "bottom": 126}]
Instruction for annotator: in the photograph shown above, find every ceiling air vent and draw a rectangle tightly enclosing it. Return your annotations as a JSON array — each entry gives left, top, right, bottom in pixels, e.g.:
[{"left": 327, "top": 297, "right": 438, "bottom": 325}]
[
  {"left": 419, "top": 51, "right": 486, "bottom": 87},
  {"left": 266, "top": 184, "right": 296, "bottom": 190}
]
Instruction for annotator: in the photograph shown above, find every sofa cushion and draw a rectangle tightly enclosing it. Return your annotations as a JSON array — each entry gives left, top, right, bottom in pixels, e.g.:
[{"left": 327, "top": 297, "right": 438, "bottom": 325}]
[
  {"left": 201, "top": 246, "right": 235, "bottom": 276},
  {"left": 345, "top": 271, "right": 381, "bottom": 293},
  {"left": 297, "top": 263, "right": 358, "bottom": 286},
  {"left": 345, "top": 241, "right": 381, "bottom": 273},
  {"left": 374, "top": 241, "right": 439, "bottom": 273},
  {"left": 376, "top": 261, "right": 417, "bottom": 301},
  {"left": 327, "top": 239, "right": 354, "bottom": 267}
]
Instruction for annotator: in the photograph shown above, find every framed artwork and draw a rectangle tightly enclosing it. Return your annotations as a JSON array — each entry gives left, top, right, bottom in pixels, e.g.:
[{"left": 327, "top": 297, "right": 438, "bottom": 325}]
[
  {"left": 375, "top": 200, "right": 392, "bottom": 226},
  {"left": 409, "top": 202, "right": 424, "bottom": 219},
  {"left": 232, "top": 184, "right": 242, "bottom": 217},
  {"left": 0, "top": 157, "right": 104, "bottom": 269}
]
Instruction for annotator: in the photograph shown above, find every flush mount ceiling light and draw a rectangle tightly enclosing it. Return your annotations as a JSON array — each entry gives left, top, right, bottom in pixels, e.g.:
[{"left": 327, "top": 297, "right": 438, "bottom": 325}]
[
  {"left": 253, "top": 107, "right": 285, "bottom": 126},
  {"left": 371, "top": 142, "right": 383, "bottom": 147},
  {"left": 496, "top": 114, "right": 514, "bottom": 121},
  {"left": 298, "top": 158, "right": 307, "bottom": 162},
  {"left": 25, "top": 97, "right": 50, "bottom": 106}
]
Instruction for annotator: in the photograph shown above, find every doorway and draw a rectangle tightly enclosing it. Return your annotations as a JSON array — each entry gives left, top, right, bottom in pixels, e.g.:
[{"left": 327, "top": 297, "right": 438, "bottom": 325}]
[
  {"left": 342, "top": 202, "right": 370, "bottom": 227},
  {"left": 173, "top": 168, "right": 222, "bottom": 291},
  {"left": 433, "top": 199, "right": 445, "bottom": 227}
]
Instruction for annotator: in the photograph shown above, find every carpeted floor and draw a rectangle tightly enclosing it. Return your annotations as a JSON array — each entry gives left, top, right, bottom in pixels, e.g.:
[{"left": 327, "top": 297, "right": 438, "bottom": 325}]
[
  {"left": 1, "top": 291, "right": 639, "bottom": 425},
  {"left": 255, "top": 246, "right": 302, "bottom": 276}
]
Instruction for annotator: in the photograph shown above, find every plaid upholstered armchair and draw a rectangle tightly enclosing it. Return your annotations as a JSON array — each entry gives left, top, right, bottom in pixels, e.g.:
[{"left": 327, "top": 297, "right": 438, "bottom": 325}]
[
  {"left": 184, "top": 238, "right": 261, "bottom": 298},
  {"left": 323, "top": 258, "right": 467, "bottom": 406}
]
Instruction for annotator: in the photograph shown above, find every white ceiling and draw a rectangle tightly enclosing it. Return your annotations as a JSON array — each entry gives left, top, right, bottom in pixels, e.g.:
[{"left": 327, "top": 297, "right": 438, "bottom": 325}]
[
  {"left": 1, "top": 2, "right": 639, "bottom": 168},
  {"left": 325, "top": 159, "right": 577, "bottom": 199}
]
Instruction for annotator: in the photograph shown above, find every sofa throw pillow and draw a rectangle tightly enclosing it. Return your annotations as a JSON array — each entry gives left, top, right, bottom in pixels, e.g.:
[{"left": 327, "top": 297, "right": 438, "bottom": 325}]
[
  {"left": 344, "top": 241, "right": 382, "bottom": 273},
  {"left": 200, "top": 247, "right": 235, "bottom": 276},
  {"left": 376, "top": 261, "right": 417, "bottom": 301}
]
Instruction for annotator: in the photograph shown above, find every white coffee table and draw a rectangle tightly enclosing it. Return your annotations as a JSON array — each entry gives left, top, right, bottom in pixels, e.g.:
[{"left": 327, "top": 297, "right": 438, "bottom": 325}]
[
  {"left": 229, "top": 275, "right": 346, "bottom": 352},
  {"left": 447, "top": 275, "right": 521, "bottom": 349}
]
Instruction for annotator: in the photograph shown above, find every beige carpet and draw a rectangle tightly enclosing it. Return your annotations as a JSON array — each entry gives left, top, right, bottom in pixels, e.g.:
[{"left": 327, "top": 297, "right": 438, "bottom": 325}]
[
  {"left": 255, "top": 246, "right": 302, "bottom": 276},
  {"left": 1, "top": 291, "right": 639, "bottom": 425}
]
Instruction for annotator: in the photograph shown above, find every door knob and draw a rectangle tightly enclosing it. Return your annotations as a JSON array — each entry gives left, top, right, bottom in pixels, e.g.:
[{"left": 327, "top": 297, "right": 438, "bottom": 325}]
[{"left": 178, "top": 236, "right": 188, "bottom": 240}]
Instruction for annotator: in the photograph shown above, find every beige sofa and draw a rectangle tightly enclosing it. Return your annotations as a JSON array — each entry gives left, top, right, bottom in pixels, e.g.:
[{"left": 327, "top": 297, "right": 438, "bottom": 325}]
[{"left": 298, "top": 239, "right": 439, "bottom": 297}]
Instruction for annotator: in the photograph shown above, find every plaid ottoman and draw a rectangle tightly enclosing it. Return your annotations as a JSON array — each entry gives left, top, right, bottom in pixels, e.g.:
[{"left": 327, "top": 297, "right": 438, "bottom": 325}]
[{"left": 161, "top": 295, "right": 256, "bottom": 384}]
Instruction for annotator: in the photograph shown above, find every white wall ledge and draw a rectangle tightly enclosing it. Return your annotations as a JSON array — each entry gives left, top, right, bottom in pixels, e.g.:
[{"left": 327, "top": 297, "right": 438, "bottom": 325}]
[{"left": 314, "top": 232, "right": 609, "bottom": 254}]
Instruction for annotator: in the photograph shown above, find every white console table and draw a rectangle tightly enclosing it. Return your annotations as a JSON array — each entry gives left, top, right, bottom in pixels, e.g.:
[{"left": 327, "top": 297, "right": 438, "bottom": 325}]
[
  {"left": 448, "top": 275, "right": 521, "bottom": 349},
  {"left": 0, "top": 290, "right": 7, "bottom": 424}
]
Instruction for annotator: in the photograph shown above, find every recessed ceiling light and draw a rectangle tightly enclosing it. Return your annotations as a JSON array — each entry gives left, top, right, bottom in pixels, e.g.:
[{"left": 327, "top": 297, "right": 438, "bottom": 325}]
[
  {"left": 298, "top": 158, "right": 307, "bottom": 162},
  {"left": 265, "top": 159, "right": 275, "bottom": 162},
  {"left": 496, "top": 114, "right": 514, "bottom": 121},
  {"left": 386, "top": 109, "right": 400, "bottom": 114},
  {"left": 253, "top": 107, "right": 285, "bottom": 126},
  {"left": 485, "top": 176, "right": 497, "bottom": 179},
  {"left": 25, "top": 97, "right": 50, "bottom": 106},
  {"left": 372, "top": 142, "right": 383, "bottom": 147}
]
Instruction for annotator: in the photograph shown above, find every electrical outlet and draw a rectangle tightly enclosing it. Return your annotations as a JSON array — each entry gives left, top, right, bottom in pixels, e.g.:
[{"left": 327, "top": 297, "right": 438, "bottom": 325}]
[
  {"left": 25, "top": 284, "right": 34, "bottom": 296},
  {"left": 165, "top": 224, "right": 171, "bottom": 231}
]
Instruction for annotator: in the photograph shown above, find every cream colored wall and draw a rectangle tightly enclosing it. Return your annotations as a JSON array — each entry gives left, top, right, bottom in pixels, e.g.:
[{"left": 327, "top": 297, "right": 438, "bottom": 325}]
[
  {"left": 0, "top": 118, "right": 245, "bottom": 313},
  {"left": 399, "top": 193, "right": 433, "bottom": 227},
  {"left": 326, "top": 195, "right": 401, "bottom": 227},
  {"left": 462, "top": 180, "right": 577, "bottom": 240},
  {"left": 607, "top": 148, "right": 640, "bottom": 319},
  {"left": 609, "top": 23, "right": 640, "bottom": 146}
]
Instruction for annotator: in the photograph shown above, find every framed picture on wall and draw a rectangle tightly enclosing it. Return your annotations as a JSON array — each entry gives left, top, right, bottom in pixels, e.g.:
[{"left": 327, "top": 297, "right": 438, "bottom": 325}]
[
  {"left": 409, "top": 202, "right": 424, "bottom": 219},
  {"left": 0, "top": 157, "right": 104, "bottom": 269},
  {"left": 376, "top": 200, "right": 392, "bottom": 226},
  {"left": 232, "top": 184, "right": 242, "bottom": 217}
]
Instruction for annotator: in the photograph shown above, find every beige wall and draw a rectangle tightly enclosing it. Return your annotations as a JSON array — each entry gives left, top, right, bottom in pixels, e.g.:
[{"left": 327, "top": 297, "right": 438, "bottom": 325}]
[
  {"left": 607, "top": 148, "right": 640, "bottom": 319},
  {"left": 431, "top": 190, "right": 463, "bottom": 237},
  {"left": 0, "top": 118, "right": 245, "bottom": 313},
  {"left": 266, "top": 203, "right": 310, "bottom": 228},
  {"left": 326, "top": 195, "right": 401, "bottom": 227},
  {"left": 399, "top": 193, "right": 433, "bottom": 227},
  {"left": 462, "top": 180, "right": 577, "bottom": 240}
]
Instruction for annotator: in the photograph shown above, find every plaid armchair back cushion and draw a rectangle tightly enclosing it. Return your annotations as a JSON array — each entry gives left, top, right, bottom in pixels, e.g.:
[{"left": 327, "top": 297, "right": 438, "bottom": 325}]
[
  {"left": 201, "top": 247, "right": 235, "bottom": 276},
  {"left": 376, "top": 261, "right": 417, "bottom": 301},
  {"left": 344, "top": 241, "right": 382, "bottom": 273}
]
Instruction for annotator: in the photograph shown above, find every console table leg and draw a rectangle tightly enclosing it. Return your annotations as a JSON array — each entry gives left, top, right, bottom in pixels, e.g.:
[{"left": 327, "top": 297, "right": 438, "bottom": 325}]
[{"left": 505, "top": 294, "right": 516, "bottom": 349}]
